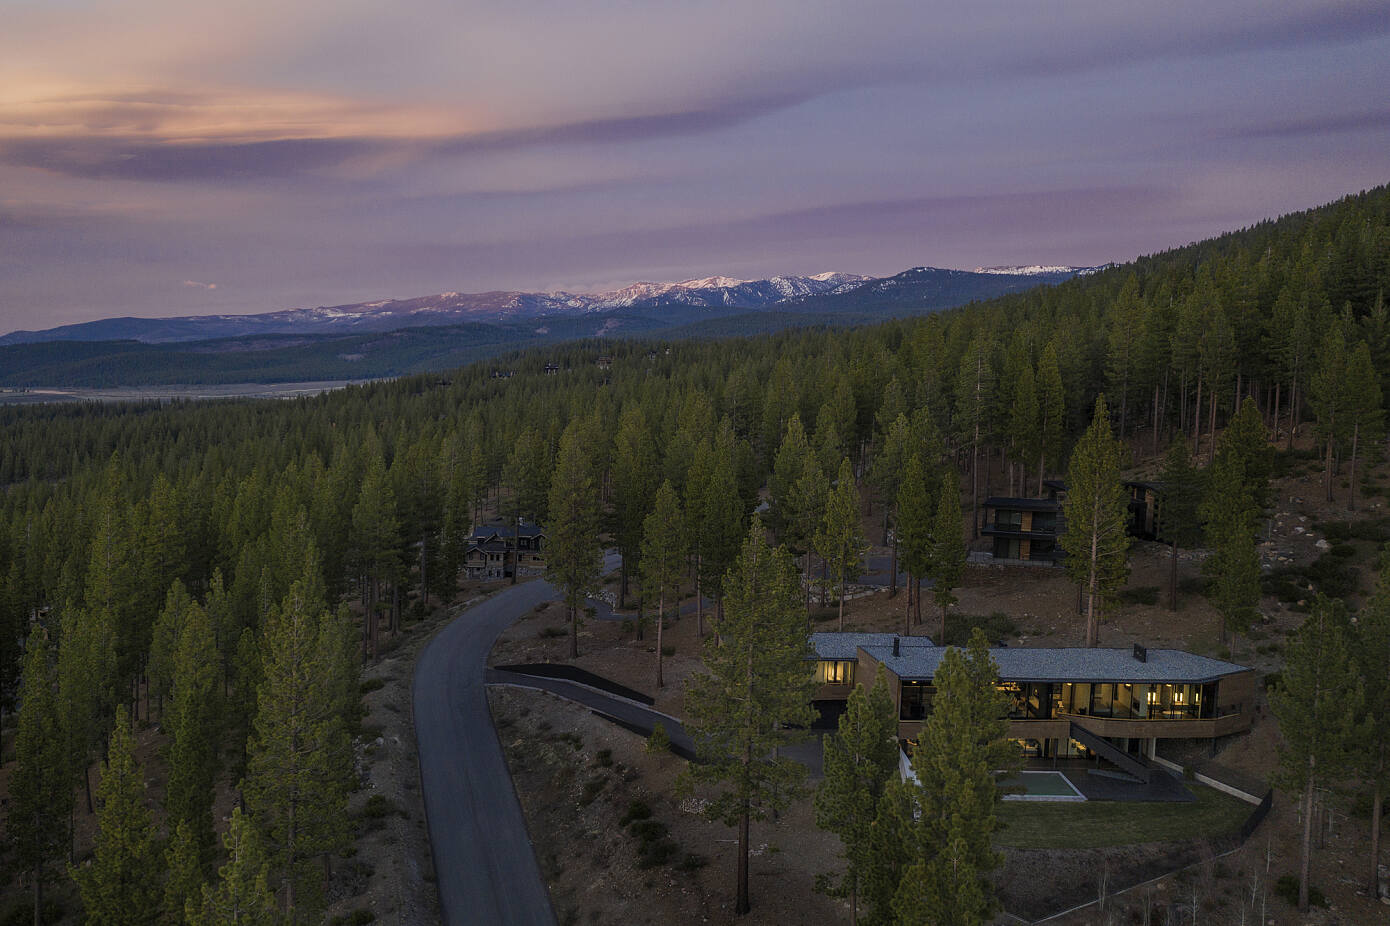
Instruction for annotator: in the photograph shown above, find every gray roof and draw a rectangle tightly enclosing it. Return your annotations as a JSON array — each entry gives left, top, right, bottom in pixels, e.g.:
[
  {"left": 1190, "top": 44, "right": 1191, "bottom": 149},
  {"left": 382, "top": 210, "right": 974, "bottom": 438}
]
[
  {"left": 857, "top": 644, "right": 1250, "bottom": 684},
  {"left": 810, "top": 632, "right": 934, "bottom": 661}
]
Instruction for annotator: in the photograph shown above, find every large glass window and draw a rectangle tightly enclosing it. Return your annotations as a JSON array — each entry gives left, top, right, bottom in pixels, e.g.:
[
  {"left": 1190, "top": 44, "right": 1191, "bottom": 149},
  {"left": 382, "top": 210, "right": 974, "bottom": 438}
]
[
  {"left": 815, "top": 660, "right": 854, "bottom": 685},
  {"left": 900, "top": 681, "right": 934, "bottom": 720},
  {"left": 1000, "top": 682, "right": 1027, "bottom": 719},
  {"left": 996, "top": 510, "right": 1023, "bottom": 530},
  {"left": 1091, "top": 683, "right": 1115, "bottom": 717}
]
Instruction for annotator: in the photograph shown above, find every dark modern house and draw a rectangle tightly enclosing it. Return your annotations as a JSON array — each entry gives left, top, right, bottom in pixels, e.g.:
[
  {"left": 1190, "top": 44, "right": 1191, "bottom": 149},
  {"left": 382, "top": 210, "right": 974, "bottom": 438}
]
[
  {"left": 979, "top": 496, "right": 1063, "bottom": 564},
  {"left": 463, "top": 520, "right": 546, "bottom": 579},
  {"left": 811, "top": 633, "right": 1254, "bottom": 778},
  {"left": 977, "top": 479, "right": 1167, "bottom": 564}
]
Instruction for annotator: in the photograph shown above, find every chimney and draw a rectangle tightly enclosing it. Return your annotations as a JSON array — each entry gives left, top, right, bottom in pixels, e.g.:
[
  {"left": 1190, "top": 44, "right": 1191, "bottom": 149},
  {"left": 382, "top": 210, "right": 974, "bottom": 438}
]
[
  {"left": 893, "top": 636, "right": 900, "bottom": 657},
  {"left": 1133, "top": 644, "right": 1147, "bottom": 663}
]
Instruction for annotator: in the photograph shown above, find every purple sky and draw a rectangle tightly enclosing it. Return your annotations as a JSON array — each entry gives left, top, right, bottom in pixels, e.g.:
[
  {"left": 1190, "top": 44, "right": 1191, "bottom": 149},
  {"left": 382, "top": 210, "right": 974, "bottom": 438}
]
[{"left": 2, "top": 0, "right": 1389, "bottom": 333}]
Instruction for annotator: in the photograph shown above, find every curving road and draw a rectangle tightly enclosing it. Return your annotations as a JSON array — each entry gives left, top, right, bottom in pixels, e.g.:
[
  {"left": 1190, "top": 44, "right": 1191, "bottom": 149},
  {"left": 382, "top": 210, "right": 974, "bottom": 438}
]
[{"left": 413, "top": 554, "right": 619, "bottom": 926}]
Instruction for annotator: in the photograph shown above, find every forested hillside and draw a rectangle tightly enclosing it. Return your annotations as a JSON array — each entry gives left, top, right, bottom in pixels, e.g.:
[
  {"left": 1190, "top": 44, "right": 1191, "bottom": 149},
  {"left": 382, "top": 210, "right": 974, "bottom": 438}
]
[{"left": 0, "top": 185, "right": 1387, "bottom": 922}]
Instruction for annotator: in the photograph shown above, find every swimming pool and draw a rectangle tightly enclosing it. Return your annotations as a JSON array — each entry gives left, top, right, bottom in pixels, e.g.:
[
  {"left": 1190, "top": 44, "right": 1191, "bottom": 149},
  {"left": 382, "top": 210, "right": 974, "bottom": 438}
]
[{"left": 1001, "top": 770, "right": 1087, "bottom": 801}]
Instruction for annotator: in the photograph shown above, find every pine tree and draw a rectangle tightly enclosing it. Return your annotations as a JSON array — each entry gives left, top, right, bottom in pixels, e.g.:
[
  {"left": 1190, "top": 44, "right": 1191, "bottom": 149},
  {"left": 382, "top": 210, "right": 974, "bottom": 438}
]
[
  {"left": 895, "top": 454, "right": 935, "bottom": 633},
  {"left": 1355, "top": 554, "right": 1390, "bottom": 897},
  {"left": 9, "top": 629, "right": 71, "bottom": 926},
  {"left": 1199, "top": 454, "right": 1261, "bottom": 646},
  {"left": 166, "top": 599, "right": 222, "bottom": 871},
  {"left": 928, "top": 468, "right": 966, "bottom": 643},
  {"left": 895, "top": 630, "right": 1017, "bottom": 926},
  {"left": 1219, "top": 397, "right": 1273, "bottom": 510},
  {"left": 1036, "top": 343, "right": 1066, "bottom": 492},
  {"left": 149, "top": 581, "right": 192, "bottom": 721},
  {"left": 769, "top": 414, "right": 813, "bottom": 541},
  {"left": 243, "top": 575, "right": 353, "bottom": 918},
  {"left": 164, "top": 820, "right": 205, "bottom": 926},
  {"left": 1061, "top": 396, "right": 1131, "bottom": 647},
  {"left": 1156, "top": 439, "right": 1203, "bottom": 610},
  {"left": 611, "top": 404, "right": 660, "bottom": 606},
  {"left": 639, "top": 481, "right": 684, "bottom": 689},
  {"left": 188, "top": 808, "right": 280, "bottom": 926},
  {"left": 956, "top": 337, "right": 997, "bottom": 539},
  {"left": 816, "top": 459, "right": 868, "bottom": 630},
  {"left": 1270, "top": 598, "right": 1365, "bottom": 912},
  {"left": 72, "top": 705, "right": 161, "bottom": 926},
  {"left": 57, "top": 604, "right": 116, "bottom": 820},
  {"left": 679, "top": 518, "right": 816, "bottom": 915},
  {"left": 1008, "top": 365, "right": 1040, "bottom": 496},
  {"left": 1309, "top": 327, "right": 1348, "bottom": 503},
  {"left": 781, "top": 453, "right": 825, "bottom": 611},
  {"left": 814, "top": 667, "right": 899, "bottom": 925},
  {"left": 691, "top": 429, "right": 746, "bottom": 633},
  {"left": 862, "top": 778, "right": 917, "bottom": 926},
  {"left": 545, "top": 419, "right": 604, "bottom": 659},
  {"left": 351, "top": 454, "right": 402, "bottom": 657},
  {"left": 1343, "top": 340, "right": 1384, "bottom": 511}
]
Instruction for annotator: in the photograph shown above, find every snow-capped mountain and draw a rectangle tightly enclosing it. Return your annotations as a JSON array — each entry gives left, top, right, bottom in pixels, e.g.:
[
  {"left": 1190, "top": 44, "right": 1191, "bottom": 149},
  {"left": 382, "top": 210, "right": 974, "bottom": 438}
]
[
  {"left": 972, "top": 265, "right": 1094, "bottom": 276},
  {"left": 0, "top": 272, "right": 871, "bottom": 345}
]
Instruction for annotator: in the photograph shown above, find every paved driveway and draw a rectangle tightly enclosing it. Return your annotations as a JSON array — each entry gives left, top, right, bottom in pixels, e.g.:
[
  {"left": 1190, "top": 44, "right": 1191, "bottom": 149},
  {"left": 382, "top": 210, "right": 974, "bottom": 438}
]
[{"left": 414, "top": 553, "right": 622, "bottom": 925}]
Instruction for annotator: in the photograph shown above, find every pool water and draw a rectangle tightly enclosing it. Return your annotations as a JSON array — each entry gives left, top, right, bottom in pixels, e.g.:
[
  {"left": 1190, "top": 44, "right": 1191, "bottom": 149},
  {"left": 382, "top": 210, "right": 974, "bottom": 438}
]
[{"left": 1001, "top": 770, "right": 1087, "bottom": 801}]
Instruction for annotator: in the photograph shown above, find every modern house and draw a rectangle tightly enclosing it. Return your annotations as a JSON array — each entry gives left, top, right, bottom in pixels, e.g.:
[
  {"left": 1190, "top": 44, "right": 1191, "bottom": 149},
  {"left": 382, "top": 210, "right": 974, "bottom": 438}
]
[
  {"left": 979, "top": 496, "right": 1064, "bottom": 564},
  {"left": 463, "top": 520, "right": 546, "bottom": 579},
  {"left": 811, "top": 633, "right": 1254, "bottom": 778},
  {"left": 978, "top": 478, "right": 1167, "bottom": 564}
]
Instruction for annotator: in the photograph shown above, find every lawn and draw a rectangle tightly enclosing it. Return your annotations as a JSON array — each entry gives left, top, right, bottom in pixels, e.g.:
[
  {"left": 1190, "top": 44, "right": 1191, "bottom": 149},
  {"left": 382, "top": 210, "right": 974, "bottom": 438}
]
[{"left": 995, "top": 784, "right": 1253, "bottom": 849}]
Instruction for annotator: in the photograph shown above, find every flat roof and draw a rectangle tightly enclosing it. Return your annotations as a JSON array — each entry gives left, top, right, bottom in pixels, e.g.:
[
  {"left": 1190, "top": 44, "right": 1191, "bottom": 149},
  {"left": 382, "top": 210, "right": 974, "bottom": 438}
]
[
  {"left": 810, "top": 632, "right": 933, "bottom": 661},
  {"left": 858, "top": 644, "right": 1251, "bottom": 684}
]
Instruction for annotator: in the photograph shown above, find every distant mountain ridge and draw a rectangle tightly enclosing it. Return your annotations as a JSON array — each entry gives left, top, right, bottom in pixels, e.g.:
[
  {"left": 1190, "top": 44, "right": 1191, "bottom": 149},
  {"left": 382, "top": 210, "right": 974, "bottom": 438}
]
[
  {"left": 0, "top": 272, "right": 872, "bottom": 346},
  {"left": 0, "top": 264, "right": 1089, "bottom": 386}
]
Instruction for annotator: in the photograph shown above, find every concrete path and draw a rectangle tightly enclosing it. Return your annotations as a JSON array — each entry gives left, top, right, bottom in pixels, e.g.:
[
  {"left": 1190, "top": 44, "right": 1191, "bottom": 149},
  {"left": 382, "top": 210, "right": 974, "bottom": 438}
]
[{"left": 485, "top": 668, "right": 696, "bottom": 760}]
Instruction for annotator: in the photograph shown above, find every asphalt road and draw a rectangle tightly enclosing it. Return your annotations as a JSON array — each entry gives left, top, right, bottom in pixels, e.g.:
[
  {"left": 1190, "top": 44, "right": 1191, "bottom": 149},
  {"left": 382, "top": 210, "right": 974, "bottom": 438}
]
[
  {"left": 414, "top": 578, "right": 562, "bottom": 926},
  {"left": 414, "top": 554, "right": 619, "bottom": 926}
]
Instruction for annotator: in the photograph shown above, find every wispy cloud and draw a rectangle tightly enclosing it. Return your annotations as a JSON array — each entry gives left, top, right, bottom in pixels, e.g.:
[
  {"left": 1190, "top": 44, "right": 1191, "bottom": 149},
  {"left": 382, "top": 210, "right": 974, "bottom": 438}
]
[{"left": 182, "top": 279, "right": 217, "bottom": 290}]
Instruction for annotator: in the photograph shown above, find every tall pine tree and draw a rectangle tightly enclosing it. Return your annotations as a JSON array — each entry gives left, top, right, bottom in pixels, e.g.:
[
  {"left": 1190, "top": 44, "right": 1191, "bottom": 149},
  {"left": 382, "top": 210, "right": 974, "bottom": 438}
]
[
  {"left": 816, "top": 459, "right": 868, "bottom": 631},
  {"left": 72, "top": 705, "right": 161, "bottom": 926},
  {"left": 546, "top": 419, "right": 604, "bottom": 659},
  {"left": 1270, "top": 598, "right": 1364, "bottom": 912},
  {"left": 1061, "top": 396, "right": 1131, "bottom": 647},
  {"left": 814, "top": 667, "right": 900, "bottom": 925},
  {"left": 680, "top": 519, "right": 816, "bottom": 915}
]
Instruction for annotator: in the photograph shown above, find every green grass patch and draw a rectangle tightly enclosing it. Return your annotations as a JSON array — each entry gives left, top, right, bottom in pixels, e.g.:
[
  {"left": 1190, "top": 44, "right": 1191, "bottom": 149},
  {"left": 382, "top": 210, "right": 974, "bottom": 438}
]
[{"left": 994, "top": 785, "right": 1251, "bottom": 849}]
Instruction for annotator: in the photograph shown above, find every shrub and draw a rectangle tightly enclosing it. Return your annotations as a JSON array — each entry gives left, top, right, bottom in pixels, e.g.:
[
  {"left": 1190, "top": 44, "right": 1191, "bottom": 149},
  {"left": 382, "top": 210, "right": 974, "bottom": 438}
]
[
  {"left": 360, "top": 677, "right": 385, "bottom": 694},
  {"left": 637, "top": 839, "right": 679, "bottom": 868},
  {"left": 942, "top": 611, "right": 1017, "bottom": 646},
  {"left": 593, "top": 748, "right": 613, "bottom": 768},
  {"left": 1119, "top": 585, "right": 1160, "bottom": 606},
  {"left": 360, "top": 794, "right": 398, "bottom": 819},
  {"left": 619, "top": 799, "right": 652, "bottom": 826},
  {"left": 660, "top": 643, "right": 676, "bottom": 657},
  {"left": 1329, "top": 543, "right": 1357, "bottom": 559},
  {"left": 646, "top": 722, "right": 672, "bottom": 755},
  {"left": 1178, "top": 575, "right": 1209, "bottom": 596},
  {"left": 1274, "top": 875, "right": 1326, "bottom": 908},
  {"left": 539, "top": 626, "right": 567, "bottom": 638},
  {"left": 1304, "top": 554, "right": 1357, "bottom": 598},
  {"left": 628, "top": 818, "right": 668, "bottom": 842},
  {"left": 329, "top": 911, "right": 377, "bottom": 926}
]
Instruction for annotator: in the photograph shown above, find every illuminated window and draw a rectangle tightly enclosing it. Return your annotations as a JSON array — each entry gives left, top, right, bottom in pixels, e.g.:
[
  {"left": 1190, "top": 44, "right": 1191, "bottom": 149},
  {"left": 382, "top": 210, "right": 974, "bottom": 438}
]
[{"left": 817, "top": 661, "right": 853, "bottom": 684}]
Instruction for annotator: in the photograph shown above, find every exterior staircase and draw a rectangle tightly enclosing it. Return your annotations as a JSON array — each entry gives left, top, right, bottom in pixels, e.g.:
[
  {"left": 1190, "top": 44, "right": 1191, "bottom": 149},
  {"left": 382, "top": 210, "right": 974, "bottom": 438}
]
[{"left": 1068, "top": 719, "right": 1153, "bottom": 782}]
